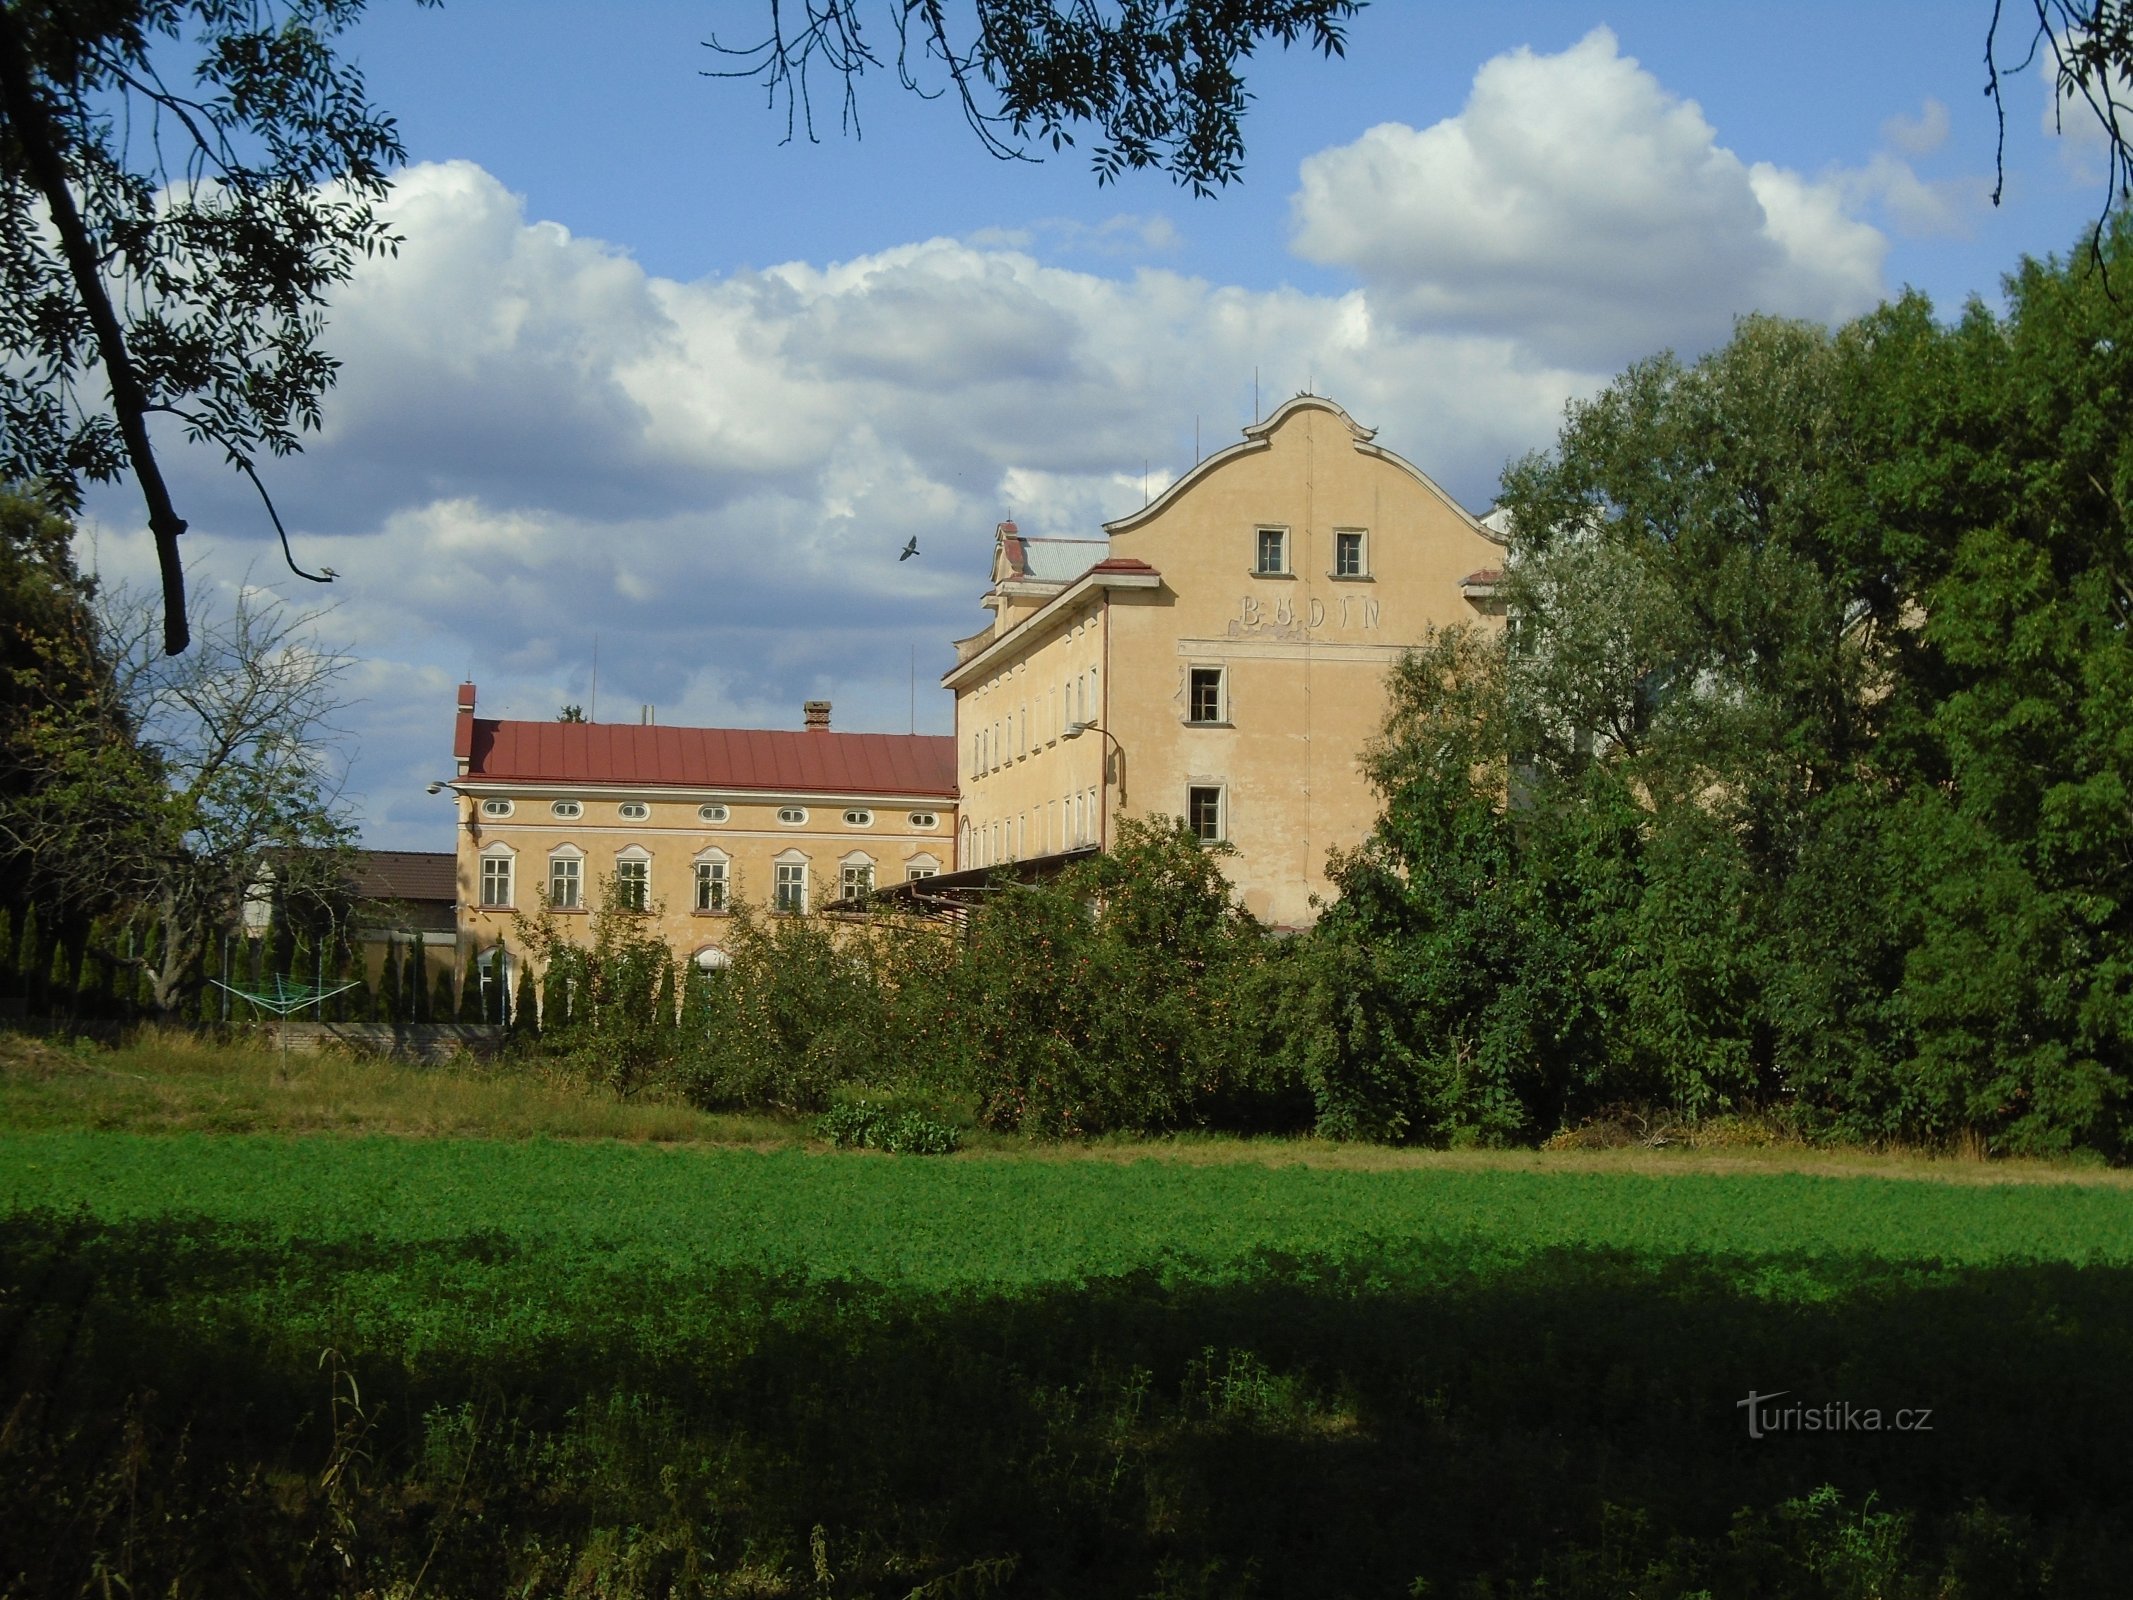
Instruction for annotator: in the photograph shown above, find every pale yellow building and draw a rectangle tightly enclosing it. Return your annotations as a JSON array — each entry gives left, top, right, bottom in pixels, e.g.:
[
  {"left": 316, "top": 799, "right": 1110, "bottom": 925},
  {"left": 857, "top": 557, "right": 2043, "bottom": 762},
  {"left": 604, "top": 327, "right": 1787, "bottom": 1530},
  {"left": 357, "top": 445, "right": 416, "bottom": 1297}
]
[
  {"left": 941, "top": 395, "right": 1506, "bottom": 927},
  {"left": 446, "top": 686, "right": 956, "bottom": 992}
]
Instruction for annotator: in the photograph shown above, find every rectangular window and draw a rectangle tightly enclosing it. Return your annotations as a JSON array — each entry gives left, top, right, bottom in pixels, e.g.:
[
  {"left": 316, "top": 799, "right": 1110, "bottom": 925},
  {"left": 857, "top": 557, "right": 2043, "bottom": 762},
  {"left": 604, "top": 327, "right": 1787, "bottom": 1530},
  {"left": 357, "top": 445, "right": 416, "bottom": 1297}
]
[
  {"left": 1335, "top": 529, "right": 1366, "bottom": 577},
  {"left": 1188, "top": 785, "right": 1224, "bottom": 841},
  {"left": 548, "top": 856, "right": 581, "bottom": 909},
  {"left": 907, "top": 865, "right": 937, "bottom": 882},
  {"left": 616, "top": 857, "right": 649, "bottom": 911},
  {"left": 694, "top": 859, "right": 728, "bottom": 912},
  {"left": 480, "top": 855, "right": 512, "bottom": 908},
  {"left": 774, "top": 861, "right": 807, "bottom": 913},
  {"left": 840, "top": 862, "right": 873, "bottom": 902},
  {"left": 1188, "top": 666, "right": 1224, "bottom": 724},
  {"left": 1255, "top": 527, "right": 1288, "bottom": 575}
]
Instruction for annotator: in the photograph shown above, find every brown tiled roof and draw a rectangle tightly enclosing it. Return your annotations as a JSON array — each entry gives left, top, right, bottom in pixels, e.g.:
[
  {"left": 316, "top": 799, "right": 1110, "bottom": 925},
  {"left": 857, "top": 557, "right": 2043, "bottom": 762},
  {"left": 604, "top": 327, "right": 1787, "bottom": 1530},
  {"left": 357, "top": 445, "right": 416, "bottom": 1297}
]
[
  {"left": 465, "top": 722, "right": 958, "bottom": 798},
  {"left": 351, "top": 849, "right": 457, "bottom": 905}
]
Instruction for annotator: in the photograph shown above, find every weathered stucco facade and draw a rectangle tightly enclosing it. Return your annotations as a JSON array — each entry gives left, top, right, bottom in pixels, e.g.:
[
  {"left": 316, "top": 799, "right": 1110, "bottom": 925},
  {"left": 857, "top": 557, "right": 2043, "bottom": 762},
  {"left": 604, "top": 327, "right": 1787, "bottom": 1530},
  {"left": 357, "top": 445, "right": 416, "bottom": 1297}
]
[{"left": 944, "top": 396, "right": 1505, "bottom": 927}]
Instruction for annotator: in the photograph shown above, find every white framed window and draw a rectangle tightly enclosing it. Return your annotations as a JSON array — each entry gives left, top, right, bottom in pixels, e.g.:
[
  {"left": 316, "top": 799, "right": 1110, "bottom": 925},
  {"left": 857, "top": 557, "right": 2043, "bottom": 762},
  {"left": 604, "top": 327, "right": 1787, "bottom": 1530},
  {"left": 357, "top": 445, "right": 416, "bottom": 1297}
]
[
  {"left": 1188, "top": 666, "right": 1225, "bottom": 725},
  {"left": 479, "top": 849, "right": 514, "bottom": 908},
  {"left": 698, "top": 804, "right": 729, "bottom": 824},
  {"left": 480, "top": 798, "right": 514, "bottom": 819},
  {"left": 1255, "top": 526, "right": 1289, "bottom": 576},
  {"left": 905, "top": 852, "right": 941, "bottom": 881},
  {"left": 551, "top": 799, "right": 582, "bottom": 820},
  {"left": 774, "top": 859, "right": 808, "bottom": 914},
  {"left": 1333, "top": 528, "right": 1368, "bottom": 578},
  {"left": 908, "top": 810, "right": 938, "bottom": 829},
  {"left": 907, "top": 865, "right": 937, "bottom": 882},
  {"left": 694, "top": 858, "right": 729, "bottom": 913},
  {"left": 547, "top": 850, "right": 583, "bottom": 910},
  {"left": 843, "top": 808, "right": 874, "bottom": 827},
  {"left": 1188, "top": 784, "right": 1225, "bottom": 842},
  {"left": 615, "top": 851, "right": 650, "bottom": 912},
  {"left": 618, "top": 800, "right": 650, "bottom": 821},
  {"left": 840, "top": 860, "right": 874, "bottom": 902},
  {"left": 778, "top": 806, "right": 808, "bottom": 825}
]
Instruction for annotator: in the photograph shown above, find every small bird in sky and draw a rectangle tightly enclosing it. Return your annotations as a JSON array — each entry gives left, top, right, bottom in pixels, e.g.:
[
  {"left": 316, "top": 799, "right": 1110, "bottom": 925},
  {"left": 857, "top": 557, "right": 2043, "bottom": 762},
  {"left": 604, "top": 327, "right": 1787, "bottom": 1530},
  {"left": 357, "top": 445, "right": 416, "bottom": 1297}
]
[{"left": 898, "top": 537, "right": 919, "bottom": 561}]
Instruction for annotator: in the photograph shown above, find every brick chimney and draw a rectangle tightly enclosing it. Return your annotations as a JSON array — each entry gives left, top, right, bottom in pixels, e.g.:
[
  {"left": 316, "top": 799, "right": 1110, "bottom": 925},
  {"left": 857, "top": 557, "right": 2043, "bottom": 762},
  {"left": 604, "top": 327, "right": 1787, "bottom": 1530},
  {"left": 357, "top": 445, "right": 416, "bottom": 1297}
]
[
  {"left": 803, "top": 699, "right": 831, "bottom": 732},
  {"left": 453, "top": 682, "right": 477, "bottom": 775}
]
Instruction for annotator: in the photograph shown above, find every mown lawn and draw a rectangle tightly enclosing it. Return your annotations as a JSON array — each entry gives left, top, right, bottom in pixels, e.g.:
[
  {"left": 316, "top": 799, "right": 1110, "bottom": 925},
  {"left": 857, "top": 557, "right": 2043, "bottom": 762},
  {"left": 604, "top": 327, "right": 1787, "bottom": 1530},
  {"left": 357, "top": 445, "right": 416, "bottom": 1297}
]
[{"left": 3, "top": 1034, "right": 2130, "bottom": 1597}]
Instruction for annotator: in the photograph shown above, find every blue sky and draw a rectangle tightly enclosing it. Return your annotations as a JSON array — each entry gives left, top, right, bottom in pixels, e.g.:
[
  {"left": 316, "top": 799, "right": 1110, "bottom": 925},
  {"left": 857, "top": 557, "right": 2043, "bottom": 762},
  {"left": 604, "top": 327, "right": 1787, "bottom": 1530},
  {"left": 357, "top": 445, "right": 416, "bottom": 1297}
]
[{"left": 74, "top": 2, "right": 2119, "bottom": 848}]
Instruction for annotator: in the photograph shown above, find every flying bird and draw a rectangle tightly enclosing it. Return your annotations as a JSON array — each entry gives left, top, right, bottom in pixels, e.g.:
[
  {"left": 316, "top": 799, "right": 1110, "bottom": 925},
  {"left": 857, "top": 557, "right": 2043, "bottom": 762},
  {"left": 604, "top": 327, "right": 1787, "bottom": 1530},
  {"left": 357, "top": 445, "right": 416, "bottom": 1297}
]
[{"left": 898, "top": 537, "right": 919, "bottom": 562}]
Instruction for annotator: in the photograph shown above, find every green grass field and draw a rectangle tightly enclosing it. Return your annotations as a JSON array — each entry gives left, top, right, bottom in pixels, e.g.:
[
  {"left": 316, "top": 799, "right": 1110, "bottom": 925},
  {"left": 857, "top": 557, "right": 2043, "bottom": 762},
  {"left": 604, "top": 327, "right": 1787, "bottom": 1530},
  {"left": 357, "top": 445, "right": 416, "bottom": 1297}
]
[{"left": 5, "top": 1033, "right": 2131, "bottom": 1597}]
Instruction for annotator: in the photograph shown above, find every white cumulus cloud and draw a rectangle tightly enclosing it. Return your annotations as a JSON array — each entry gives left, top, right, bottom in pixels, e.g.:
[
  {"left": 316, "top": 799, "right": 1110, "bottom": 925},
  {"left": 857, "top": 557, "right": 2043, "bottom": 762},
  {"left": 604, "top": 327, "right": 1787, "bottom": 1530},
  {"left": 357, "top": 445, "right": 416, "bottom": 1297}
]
[{"left": 1289, "top": 27, "right": 1889, "bottom": 367}]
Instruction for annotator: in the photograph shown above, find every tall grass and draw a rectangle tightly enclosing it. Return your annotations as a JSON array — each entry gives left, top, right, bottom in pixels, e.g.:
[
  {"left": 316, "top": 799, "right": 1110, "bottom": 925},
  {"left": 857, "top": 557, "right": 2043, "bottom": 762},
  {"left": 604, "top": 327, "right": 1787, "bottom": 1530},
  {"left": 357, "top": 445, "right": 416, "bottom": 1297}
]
[{"left": 0, "top": 1026, "right": 797, "bottom": 1143}]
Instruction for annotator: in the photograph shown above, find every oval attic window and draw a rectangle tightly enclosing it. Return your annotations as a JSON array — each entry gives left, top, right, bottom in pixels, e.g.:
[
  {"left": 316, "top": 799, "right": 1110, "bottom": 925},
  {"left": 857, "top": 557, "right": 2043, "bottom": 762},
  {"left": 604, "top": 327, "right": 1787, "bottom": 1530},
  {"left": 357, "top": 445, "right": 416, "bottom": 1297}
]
[
  {"left": 480, "top": 798, "right": 514, "bottom": 819},
  {"left": 618, "top": 801, "right": 650, "bottom": 821}
]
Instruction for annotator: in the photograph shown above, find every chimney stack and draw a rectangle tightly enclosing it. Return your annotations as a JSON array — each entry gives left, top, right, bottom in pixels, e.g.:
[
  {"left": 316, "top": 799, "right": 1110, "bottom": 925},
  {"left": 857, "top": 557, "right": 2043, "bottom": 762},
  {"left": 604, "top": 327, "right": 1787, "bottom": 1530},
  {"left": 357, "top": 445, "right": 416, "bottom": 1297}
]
[
  {"left": 453, "top": 682, "right": 477, "bottom": 775},
  {"left": 803, "top": 699, "right": 831, "bottom": 732}
]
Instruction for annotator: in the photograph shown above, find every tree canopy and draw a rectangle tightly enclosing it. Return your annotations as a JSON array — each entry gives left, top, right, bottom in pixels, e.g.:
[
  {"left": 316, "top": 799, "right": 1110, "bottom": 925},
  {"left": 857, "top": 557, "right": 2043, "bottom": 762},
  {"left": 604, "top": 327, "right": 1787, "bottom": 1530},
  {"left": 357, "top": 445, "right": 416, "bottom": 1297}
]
[
  {"left": 1302, "top": 217, "right": 2133, "bottom": 1155},
  {"left": 0, "top": 0, "right": 424, "bottom": 654}
]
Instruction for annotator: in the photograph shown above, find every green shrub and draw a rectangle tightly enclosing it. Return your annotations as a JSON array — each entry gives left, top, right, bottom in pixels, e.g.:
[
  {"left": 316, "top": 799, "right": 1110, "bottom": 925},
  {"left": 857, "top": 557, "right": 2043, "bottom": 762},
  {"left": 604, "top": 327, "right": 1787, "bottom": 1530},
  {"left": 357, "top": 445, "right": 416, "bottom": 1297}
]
[{"left": 816, "top": 1100, "right": 962, "bottom": 1154}]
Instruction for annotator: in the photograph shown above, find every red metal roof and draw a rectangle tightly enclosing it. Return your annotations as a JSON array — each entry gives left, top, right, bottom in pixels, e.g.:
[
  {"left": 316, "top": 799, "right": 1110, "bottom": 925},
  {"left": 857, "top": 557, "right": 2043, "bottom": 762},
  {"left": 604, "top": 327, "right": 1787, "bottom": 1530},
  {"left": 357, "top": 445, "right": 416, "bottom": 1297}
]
[
  {"left": 1462, "top": 567, "right": 1505, "bottom": 586},
  {"left": 1090, "top": 557, "right": 1159, "bottom": 575},
  {"left": 464, "top": 720, "right": 958, "bottom": 798}
]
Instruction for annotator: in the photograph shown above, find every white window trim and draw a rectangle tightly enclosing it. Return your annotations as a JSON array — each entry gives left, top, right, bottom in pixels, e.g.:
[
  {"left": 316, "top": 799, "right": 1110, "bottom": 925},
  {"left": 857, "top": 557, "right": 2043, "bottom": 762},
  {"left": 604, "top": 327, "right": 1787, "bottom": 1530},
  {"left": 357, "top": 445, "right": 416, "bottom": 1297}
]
[
  {"left": 1331, "top": 526, "right": 1370, "bottom": 579},
  {"left": 842, "top": 808, "right": 875, "bottom": 828},
  {"left": 478, "top": 843, "right": 516, "bottom": 908},
  {"left": 692, "top": 849, "right": 731, "bottom": 913},
  {"left": 698, "top": 803, "right": 730, "bottom": 824},
  {"left": 772, "top": 848, "right": 810, "bottom": 914},
  {"left": 1186, "top": 663, "right": 1227, "bottom": 725},
  {"left": 1254, "top": 525, "right": 1291, "bottom": 577},
  {"left": 551, "top": 799, "right": 582, "bottom": 819},
  {"left": 480, "top": 797, "right": 515, "bottom": 819},
  {"left": 613, "top": 843, "right": 652, "bottom": 912},
  {"left": 778, "top": 805, "right": 809, "bottom": 826},
  {"left": 546, "top": 844, "right": 585, "bottom": 910}
]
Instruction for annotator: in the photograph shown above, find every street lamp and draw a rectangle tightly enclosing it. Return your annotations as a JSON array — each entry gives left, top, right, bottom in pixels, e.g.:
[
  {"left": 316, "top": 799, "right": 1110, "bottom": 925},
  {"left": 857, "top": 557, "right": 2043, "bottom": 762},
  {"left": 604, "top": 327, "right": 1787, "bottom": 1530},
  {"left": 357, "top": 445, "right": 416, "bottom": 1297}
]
[{"left": 1061, "top": 721, "right": 1126, "bottom": 837}]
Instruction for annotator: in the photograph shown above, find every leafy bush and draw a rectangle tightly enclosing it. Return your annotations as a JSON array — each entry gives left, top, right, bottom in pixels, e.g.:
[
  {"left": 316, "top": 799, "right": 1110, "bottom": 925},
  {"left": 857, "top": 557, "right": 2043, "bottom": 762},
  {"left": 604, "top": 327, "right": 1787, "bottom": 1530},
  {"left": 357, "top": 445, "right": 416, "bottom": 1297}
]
[
  {"left": 816, "top": 1100, "right": 962, "bottom": 1154},
  {"left": 677, "top": 903, "right": 958, "bottom": 1113},
  {"left": 956, "top": 817, "right": 1296, "bottom": 1137},
  {"left": 517, "top": 877, "right": 679, "bottom": 1096}
]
